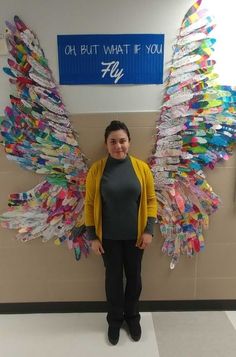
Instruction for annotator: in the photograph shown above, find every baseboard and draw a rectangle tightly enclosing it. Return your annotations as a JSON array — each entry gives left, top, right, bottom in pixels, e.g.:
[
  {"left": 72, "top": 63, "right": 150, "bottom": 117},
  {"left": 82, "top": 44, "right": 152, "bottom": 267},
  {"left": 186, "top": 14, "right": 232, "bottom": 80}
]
[{"left": 0, "top": 300, "right": 236, "bottom": 314}]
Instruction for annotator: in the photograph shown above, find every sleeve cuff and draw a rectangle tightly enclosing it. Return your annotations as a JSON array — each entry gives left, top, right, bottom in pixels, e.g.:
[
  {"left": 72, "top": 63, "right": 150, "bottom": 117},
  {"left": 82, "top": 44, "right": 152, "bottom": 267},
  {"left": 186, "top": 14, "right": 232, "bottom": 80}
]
[
  {"left": 144, "top": 217, "right": 156, "bottom": 236},
  {"left": 86, "top": 226, "right": 99, "bottom": 240}
]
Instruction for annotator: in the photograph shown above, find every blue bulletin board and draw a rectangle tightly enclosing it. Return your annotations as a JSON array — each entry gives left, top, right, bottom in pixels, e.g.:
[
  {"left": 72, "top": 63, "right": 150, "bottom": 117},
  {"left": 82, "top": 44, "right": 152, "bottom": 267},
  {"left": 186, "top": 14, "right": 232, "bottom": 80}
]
[{"left": 57, "top": 34, "right": 164, "bottom": 85}]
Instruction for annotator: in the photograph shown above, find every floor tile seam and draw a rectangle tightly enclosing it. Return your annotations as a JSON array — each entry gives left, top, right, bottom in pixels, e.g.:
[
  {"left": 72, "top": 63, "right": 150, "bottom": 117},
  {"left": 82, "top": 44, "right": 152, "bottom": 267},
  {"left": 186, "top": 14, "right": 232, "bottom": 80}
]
[
  {"left": 150, "top": 312, "right": 161, "bottom": 356},
  {"left": 225, "top": 311, "right": 236, "bottom": 331}
]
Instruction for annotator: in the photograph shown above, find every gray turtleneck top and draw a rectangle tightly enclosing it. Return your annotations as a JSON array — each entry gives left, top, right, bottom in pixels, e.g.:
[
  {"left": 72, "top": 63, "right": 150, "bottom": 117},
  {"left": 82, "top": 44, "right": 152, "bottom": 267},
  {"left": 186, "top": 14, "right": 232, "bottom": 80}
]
[
  {"left": 86, "top": 155, "right": 155, "bottom": 240},
  {"left": 101, "top": 155, "right": 140, "bottom": 240}
]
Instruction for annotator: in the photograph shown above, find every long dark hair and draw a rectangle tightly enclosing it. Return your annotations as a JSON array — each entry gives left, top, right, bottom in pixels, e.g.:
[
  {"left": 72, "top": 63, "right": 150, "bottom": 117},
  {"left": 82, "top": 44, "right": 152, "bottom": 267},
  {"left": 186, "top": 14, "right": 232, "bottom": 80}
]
[{"left": 104, "top": 120, "right": 131, "bottom": 143}]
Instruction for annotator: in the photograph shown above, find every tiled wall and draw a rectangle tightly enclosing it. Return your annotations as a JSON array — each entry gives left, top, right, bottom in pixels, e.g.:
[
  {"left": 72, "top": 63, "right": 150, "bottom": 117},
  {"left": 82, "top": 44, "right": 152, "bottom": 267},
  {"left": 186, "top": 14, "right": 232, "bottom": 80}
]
[{"left": 0, "top": 112, "right": 235, "bottom": 302}]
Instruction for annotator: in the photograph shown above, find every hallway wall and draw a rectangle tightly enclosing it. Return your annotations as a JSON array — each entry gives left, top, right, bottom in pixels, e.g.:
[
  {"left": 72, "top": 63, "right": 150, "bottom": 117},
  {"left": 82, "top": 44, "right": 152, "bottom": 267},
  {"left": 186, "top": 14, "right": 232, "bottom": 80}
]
[{"left": 0, "top": 113, "right": 235, "bottom": 302}]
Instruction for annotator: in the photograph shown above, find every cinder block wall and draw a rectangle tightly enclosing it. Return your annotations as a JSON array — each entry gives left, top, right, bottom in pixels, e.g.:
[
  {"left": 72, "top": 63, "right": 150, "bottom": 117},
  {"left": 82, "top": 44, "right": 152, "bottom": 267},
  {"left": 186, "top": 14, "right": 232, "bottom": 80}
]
[{"left": 0, "top": 112, "right": 235, "bottom": 302}]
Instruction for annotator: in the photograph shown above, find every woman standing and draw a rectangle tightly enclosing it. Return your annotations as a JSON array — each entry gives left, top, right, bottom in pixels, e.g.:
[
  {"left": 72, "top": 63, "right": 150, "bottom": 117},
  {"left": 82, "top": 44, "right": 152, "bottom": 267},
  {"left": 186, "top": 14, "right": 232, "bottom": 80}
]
[{"left": 85, "top": 120, "right": 157, "bottom": 345}]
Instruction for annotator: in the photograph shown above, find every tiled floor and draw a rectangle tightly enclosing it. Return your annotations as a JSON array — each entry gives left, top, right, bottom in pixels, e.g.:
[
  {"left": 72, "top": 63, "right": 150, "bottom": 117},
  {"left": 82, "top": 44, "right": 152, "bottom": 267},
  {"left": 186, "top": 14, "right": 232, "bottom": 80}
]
[{"left": 0, "top": 311, "right": 236, "bottom": 356}]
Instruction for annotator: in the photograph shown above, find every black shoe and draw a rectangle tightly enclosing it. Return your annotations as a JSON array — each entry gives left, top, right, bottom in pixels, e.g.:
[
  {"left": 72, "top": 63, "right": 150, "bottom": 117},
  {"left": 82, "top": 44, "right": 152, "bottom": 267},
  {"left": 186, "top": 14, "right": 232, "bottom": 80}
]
[
  {"left": 126, "top": 321, "right": 141, "bottom": 341},
  {"left": 108, "top": 326, "right": 120, "bottom": 345}
]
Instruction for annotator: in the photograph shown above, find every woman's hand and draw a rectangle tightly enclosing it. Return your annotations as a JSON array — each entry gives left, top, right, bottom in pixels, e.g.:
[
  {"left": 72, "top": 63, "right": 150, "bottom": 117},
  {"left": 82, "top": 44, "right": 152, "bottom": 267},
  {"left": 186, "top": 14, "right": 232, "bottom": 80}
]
[
  {"left": 137, "top": 233, "right": 153, "bottom": 250},
  {"left": 91, "top": 239, "right": 104, "bottom": 255}
]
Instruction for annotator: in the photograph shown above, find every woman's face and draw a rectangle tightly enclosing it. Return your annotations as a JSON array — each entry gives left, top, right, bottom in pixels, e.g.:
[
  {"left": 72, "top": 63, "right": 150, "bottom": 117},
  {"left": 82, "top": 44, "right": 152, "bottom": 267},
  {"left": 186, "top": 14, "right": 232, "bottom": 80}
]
[{"left": 105, "top": 129, "right": 130, "bottom": 160}]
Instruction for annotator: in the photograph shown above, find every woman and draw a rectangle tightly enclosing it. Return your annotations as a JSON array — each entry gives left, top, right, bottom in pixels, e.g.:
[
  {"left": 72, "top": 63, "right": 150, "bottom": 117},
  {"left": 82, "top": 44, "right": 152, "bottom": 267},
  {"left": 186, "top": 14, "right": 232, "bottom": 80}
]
[{"left": 85, "top": 120, "right": 157, "bottom": 345}]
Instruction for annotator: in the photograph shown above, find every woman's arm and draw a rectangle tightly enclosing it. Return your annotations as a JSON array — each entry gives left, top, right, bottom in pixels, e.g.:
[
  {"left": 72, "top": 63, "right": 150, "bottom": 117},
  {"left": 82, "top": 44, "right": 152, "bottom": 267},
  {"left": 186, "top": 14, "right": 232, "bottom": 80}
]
[
  {"left": 145, "top": 164, "right": 158, "bottom": 217},
  {"left": 85, "top": 164, "right": 97, "bottom": 227}
]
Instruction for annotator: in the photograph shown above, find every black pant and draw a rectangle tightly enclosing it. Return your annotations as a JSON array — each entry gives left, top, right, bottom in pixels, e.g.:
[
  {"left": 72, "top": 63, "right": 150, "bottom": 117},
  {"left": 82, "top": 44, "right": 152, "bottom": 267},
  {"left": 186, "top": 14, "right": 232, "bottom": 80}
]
[{"left": 102, "top": 239, "right": 144, "bottom": 328}]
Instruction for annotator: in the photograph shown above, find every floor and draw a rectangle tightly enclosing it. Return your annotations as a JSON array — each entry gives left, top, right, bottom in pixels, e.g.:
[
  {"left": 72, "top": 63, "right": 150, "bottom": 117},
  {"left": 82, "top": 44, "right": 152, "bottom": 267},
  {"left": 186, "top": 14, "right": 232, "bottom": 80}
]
[{"left": 0, "top": 311, "right": 236, "bottom": 356}]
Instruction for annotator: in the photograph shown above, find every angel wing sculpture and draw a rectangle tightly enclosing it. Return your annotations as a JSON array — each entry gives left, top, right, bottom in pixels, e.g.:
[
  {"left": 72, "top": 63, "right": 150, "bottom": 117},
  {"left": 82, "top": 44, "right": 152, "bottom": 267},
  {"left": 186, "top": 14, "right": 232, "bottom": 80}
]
[
  {"left": 149, "top": 0, "right": 236, "bottom": 268},
  {"left": 1, "top": 2, "right": 235, "bottom": 269},
  {"left": 0, "top": 16, "right": 89, "bottom": 260}
]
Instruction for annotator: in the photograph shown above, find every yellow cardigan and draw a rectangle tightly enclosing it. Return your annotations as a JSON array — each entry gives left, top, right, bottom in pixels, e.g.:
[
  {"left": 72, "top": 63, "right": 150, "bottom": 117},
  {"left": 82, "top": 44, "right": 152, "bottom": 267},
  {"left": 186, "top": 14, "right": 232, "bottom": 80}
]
[{"left": 85, "top": 155, "right": 157, "bottom": 243}]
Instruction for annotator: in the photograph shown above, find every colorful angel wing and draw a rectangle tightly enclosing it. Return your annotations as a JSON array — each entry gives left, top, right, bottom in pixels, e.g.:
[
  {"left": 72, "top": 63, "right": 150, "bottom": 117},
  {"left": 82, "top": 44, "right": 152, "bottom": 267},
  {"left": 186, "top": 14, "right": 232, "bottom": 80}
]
[
  {"left": 0, "top": 16, "right": 89, "bottom": 260},
  {"left": 149, "top": 0, "right": 236, "bottom": 269}
]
